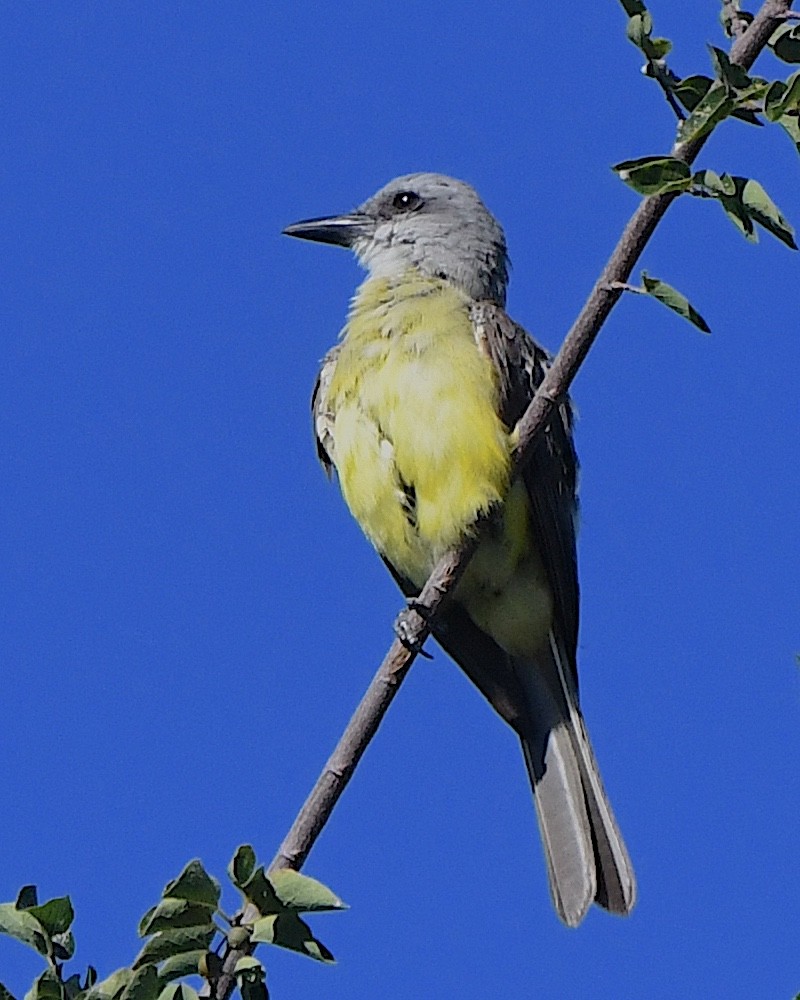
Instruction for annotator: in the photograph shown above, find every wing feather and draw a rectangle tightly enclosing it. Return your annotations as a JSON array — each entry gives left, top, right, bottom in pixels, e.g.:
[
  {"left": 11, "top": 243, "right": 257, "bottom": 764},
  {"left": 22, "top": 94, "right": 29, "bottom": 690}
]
[
  {"left": 471, "top": 302, "right": 580, "bottom": 691},
  {"left": 311, "top": 345, "right": 341, "bottom": 477}
]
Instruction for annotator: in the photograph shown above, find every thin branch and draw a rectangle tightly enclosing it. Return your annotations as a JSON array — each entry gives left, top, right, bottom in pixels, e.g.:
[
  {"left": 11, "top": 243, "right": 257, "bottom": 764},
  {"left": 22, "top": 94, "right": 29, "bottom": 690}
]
[
  {"left": 608, "top": 281, "right": 646, "bottom": 294},
  {"left": 660, "top": 81, "right": 688, "bottom": 121},
  {"left": 209, "top": 4, "right": 793, "bottom": 997},
  {"left": 648, "top": 60, "right": 687, "bottom": 121}
]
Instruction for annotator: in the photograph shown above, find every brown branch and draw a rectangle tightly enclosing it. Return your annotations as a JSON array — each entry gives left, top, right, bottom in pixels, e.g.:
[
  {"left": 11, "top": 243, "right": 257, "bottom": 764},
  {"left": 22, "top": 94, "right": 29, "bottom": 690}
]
[{"left": 209, "top": 4, "right": 792, "bottom": 996}]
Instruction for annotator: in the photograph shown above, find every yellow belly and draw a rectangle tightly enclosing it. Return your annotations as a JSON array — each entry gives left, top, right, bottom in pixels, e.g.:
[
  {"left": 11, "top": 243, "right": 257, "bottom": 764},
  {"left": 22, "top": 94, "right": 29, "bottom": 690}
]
[{"left": 328, "top": 273, "right": 553, "bottom": 657}]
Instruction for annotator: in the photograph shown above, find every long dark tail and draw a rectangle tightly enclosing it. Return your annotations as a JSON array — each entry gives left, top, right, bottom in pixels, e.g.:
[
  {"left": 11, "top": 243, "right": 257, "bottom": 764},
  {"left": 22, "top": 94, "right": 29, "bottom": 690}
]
[{"left": 514, "top": 635, "right": 636, "bottom": 927}]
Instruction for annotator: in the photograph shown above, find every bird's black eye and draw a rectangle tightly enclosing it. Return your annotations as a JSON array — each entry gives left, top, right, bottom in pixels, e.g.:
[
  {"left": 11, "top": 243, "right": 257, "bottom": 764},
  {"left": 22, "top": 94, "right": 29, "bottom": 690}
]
[{"left": 391, "top": 190, "right": 423, "bottom": 212}]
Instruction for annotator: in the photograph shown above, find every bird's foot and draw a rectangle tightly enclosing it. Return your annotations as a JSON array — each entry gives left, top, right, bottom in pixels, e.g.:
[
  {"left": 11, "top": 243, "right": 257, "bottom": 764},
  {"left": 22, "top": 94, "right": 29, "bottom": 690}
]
[{"left": 393, "top": 600, "right": 434, "bottom": 659}]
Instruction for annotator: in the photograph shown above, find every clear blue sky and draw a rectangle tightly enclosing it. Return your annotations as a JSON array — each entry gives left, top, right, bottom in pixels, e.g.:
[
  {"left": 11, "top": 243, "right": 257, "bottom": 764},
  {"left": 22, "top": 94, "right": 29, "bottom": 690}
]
[{"left": 1, "top": 3, "right": 798, "bottom": 998}]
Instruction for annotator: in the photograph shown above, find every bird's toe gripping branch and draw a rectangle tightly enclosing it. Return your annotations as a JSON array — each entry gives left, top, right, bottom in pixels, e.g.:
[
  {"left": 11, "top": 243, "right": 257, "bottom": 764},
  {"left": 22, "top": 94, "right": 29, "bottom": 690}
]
[{"left": 393, "top": 600, "right": 435, "bottom": 659}]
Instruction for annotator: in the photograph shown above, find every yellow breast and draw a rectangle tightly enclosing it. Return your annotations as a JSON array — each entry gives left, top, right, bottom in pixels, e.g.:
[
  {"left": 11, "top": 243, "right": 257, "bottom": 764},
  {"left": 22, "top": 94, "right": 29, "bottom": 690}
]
[{"left": 328, "top": 274, "right": 512, "bottom": 587}]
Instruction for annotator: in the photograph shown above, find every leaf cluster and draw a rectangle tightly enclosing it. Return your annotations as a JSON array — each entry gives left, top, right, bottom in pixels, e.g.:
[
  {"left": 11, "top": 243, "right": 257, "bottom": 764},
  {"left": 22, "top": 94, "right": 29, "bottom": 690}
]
[
  {"left": 672, "top": 46, "right": 800, "bottom": 148},
  {"left": 0, "top": 888, "right": 91, "bottom": 1000},
  {"left": 228, "top": 845, "right": 346, "bottom": 969},
  {"left": 623, "top": 0, "right": 800, "bottom": 149},
  {"left": 613, "top": 159, "right": 796, "bottom": 247},
  {"left": 0, "top": 850, "right": 346, "bottom": 1000},
  {"left": 611, "top": 0, "right": 798, "bottom": 332}
]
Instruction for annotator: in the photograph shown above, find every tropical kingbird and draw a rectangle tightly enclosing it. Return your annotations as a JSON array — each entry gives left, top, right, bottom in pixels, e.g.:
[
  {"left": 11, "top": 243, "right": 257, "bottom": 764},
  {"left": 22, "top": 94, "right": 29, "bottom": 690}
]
[{"left": 283, "top": 173, "right": 635, "bottom": 926}]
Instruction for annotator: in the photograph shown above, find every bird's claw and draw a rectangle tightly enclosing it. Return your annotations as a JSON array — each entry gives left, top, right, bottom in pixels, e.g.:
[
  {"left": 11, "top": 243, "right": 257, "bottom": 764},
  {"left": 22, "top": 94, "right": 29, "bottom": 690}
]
[{"left": 393, "top": 602, "right": 434, "bottom": 659}]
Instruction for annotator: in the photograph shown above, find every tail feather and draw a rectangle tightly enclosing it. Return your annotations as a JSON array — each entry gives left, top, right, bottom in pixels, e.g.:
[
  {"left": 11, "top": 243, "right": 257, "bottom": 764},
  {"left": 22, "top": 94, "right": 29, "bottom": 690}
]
[
  {"left": 513, "top": 637, "right": 636, "bottom": 926},
  {"left": 521, "top": 724, "right": 595, "bottom": 926},
  {"left": 570, "top": 710, "right": 636, "bottom": 914}
]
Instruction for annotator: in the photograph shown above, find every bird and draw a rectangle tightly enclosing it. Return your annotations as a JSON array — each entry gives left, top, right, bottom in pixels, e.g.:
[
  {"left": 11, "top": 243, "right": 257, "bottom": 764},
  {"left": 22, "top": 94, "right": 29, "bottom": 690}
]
[{"left": 283, "top": 173, "right": 636, "bottom": 926}]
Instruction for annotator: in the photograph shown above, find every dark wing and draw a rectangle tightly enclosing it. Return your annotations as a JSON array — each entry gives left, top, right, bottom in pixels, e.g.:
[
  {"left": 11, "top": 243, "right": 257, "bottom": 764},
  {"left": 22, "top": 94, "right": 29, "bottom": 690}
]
[
  {"left": 471, "top": 301, "right": 580, "bottom": 691},
  {"left": 311, "top": 345, "right": 341, "bottom": 477}
]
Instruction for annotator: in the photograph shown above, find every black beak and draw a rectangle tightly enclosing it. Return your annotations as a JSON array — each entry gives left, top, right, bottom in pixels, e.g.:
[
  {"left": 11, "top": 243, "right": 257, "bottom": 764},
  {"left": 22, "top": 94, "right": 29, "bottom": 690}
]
[{"left": 282, "top": 212, "right": 373, "bottom": 249}]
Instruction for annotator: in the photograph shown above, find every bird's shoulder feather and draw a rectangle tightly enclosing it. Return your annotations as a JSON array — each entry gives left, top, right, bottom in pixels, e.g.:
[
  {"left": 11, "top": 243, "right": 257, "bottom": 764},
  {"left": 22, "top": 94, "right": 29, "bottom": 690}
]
[
  {"left": 311, "top": 344, "right": 341, "bottom": 478},
  {"left": 469, "top": 301, "right": 580, "bottom": 683}
]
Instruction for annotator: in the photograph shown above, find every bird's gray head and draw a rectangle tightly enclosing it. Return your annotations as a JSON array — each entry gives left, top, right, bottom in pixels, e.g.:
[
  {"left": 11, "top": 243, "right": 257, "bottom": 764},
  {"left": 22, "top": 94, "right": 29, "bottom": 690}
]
[{"left": 283, "top": 173, "right": 509, "bottom": 306}]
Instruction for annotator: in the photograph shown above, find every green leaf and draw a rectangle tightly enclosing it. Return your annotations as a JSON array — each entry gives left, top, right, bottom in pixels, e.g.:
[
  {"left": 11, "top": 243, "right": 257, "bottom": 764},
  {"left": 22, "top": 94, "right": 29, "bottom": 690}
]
[
  {"left": 251, "top": 913, "right": 335, "bottom": 964},
  {"left": 765, "top": 72, "right": 800, "bottom": 120},
  {"left": 0, "top": 983, "right": 19, "bottom": 1000},
  {"left": 52, "top": 930, "right": 76, "bottom": 961},
  {"left": 692, "top": 169, "right": 736, "bottom": 196},
  {"left": 251, "top": 914, "right": 279, "bottom": 943},
  {"left": 678, "top": 72, "right": 763, "bottom": 129},
  {"left": 764, "top": 80, "right": 788, "bottom": 120},
  {"left": 157, "top": 951, "right": 208, "bottom": 984},
  {"left": 138, "top": 907, "right": 156, "bottom": 935},
  {"left": 728, "top": 75, "right": 769, "bottom": 126},
  {"left": 269, "top": 871, "right": 347, "bottom": 913},
  {"left": 770, "top": 23, "right": 800, "bottom": 64},
  {"left": 612, "top": 156, "right": 692, "bottom": 196},
  {"left": 700, "top": 175, "right": 797, "bottom": 247},
  {"left": 677, "top": 81, "right": 734, "bottom": 143},
  {"left": 24, "top": 972, "right": 63, "bottom": 1000},
  {"left": 626, "top": 11, "right": 653, "bottom": 48},
  {"left": 736, "top": 75, "right": 769, "bottom": 99},
  {"left": 24, "top": 898, "right": 74, "bottom": 940},
  {"left": 155, "top": 985, "right": 199, "bottom": 1000},
  {"left": 132, "top": 926, "right": 215, "bottom": 969},
  {"left": 708, "top": 45, "right": 752, "bottom": 90},
  {"left": 776, "top": 112, "right": 800, "bottom": 156},
  {"left": 162, "top": 862, "right": 220, "bottom": 908},
  {"left": 738, "top": 178, "right": 797, "bottom": 249},
  {"left": 229, "top": 845, "right": 257, "bottom": 887},
  {"left": 673, "top": 75, "right": 712, "bottom": 111},
  {"left": 15, "top": 888, "right": 38, "bottom": 910},
  {"left": 625, "top": 11, "right": 658, "bottom": 53},
  {"left": 719, "top": 192, "right": 758, "bottom": 241},
  {"left": 237, "top": 868, "right": 282, "bottom": 917},
  {"left": 648, "top": 36, "right": 672, "bottom": 59},
  {"left": 782, "top": 70, "right": 800, "bottom": 111},
  {"left": 730, "top": 106, "right": 764, "bottom": 127},
  {"left": 61, "top": 975, "right": 83, "bottom": 1000},
  {"left": 641, "top": 273, "right": 710, "bottom": 332},
  {"left": 82, "top": 970, "right": 132, "bottom": 1000},
  {"left": 138, "top": 898, "right": 216, "bottom": 937},
  {"left": 0, "top": 903, "right": 50, "bottom": 957},
  {"left": 119, "top": 970, "right": 160, "bottom": 1000}
]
